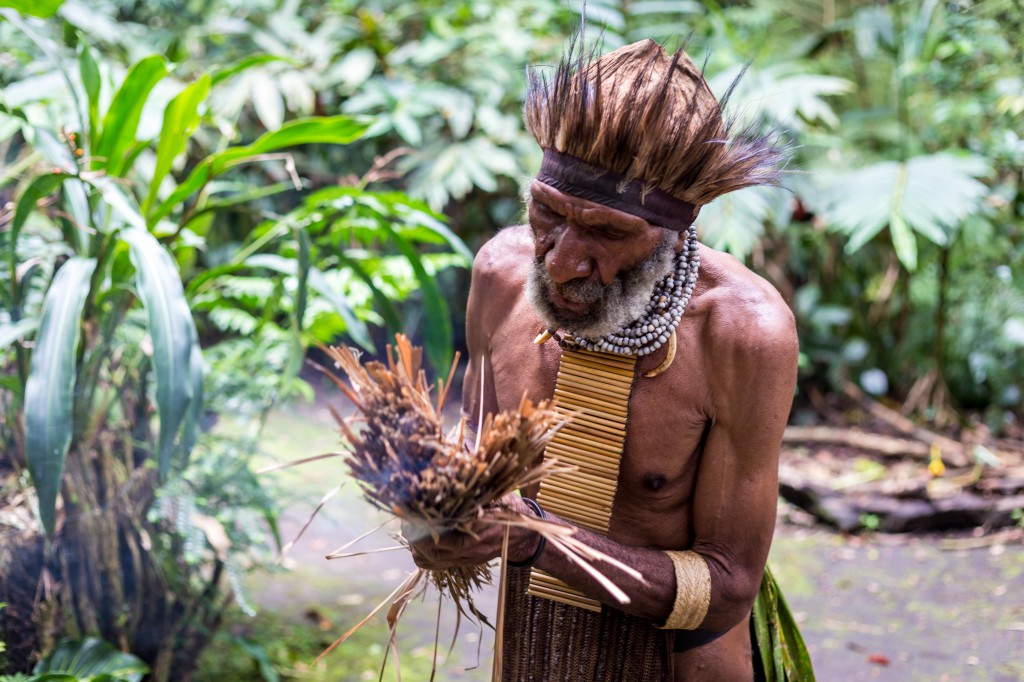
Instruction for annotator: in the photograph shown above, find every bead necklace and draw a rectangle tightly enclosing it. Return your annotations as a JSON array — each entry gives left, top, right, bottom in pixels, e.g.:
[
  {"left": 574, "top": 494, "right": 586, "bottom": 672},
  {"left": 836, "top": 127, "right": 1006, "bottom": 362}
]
[{"left": 556, "top": 224, "right": 699, "bottom": 357}]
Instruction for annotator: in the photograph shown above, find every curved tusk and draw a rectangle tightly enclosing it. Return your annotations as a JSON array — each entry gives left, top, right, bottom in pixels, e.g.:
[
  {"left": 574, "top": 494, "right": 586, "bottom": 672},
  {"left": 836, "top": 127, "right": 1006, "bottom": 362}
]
[
  {"left": 644, "top": 330, "right": 677, "bottom": 378},
  {"left": 534, "top": 328, "right": 554, "bottom": 345}
]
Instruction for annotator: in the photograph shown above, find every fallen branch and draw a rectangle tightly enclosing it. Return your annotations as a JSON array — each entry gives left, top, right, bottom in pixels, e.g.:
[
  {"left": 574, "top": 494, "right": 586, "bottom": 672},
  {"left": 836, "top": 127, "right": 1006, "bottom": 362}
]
[
  {"left": 841, "top": 383, "right": 969, "bottom": 466},
  {"left": 783, "top": 426, "right": 929, "bottom": 458}
]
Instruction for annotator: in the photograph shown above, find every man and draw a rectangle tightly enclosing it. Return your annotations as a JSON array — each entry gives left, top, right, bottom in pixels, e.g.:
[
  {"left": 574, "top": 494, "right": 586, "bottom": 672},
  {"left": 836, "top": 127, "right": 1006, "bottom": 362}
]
[{"left": 410, "top": 38, "right": 798, "bottom": 680}]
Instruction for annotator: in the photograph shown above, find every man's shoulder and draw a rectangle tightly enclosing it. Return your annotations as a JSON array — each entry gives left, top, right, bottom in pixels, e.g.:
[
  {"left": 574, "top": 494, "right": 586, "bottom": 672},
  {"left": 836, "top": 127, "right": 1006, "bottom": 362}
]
[
  {"left": 698, "top": 246, "right": 797, "bottom": 361},
  {"left": 471, "top": 224, "right": 533, "bottom": 291}
]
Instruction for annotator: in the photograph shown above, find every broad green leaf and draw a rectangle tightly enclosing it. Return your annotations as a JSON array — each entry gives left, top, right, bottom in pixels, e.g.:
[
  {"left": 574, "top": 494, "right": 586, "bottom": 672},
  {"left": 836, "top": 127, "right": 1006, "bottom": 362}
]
[
  {"left": 143, "top": 74, "right": 210, "bottom": 215},
  {"left": 209, "top": 54, "right": 296, "bottom": 86},
  {"left": 888, "top": 212, "right": 917, "bottom": 271},
  {"left": 26, "top": 127, "right": 76, "bottom": 173},
  {"left": 210, "top": 116, "right": 369, "bottom": 173},
  {"left": 123, "top": 229, "right": 197, "bottom": 478},
  {"left": 294, "top": 226, "right": 311, "bottom": 332},
  {"left": 149, "top": 116, "right": 366, "bottom": 227},
  {"left": 0, "top": 0, "right": 63, "bottom": 16},
  {"left": 94, "top": 55, "right": 169, "bottom": 177},
  {"left": 178, "top": 325, "right": 203, "bottom": 467},
  {"left": 24, "top": 257, "right": 96, "bottom": 537},
  {"left": 0, "top": 318, "right": 38, "bottom": 351},
  {"left": 335, "top": 249, "right": 402, "bottom": 331},
  {"left": 776, "top": 576, "right": 815, "bottom": 680},
  {"left": 92, "top": 177, "right": 146, "bottom": 231},
  {"left": 244, "top": 254, "right": 374, "bottom": 351},
  {"left": 12, "top": 173, "right": 65, "bottom": 252},
  {"left": 149, "top": 162, "right": 211, "bottom": 226},
  {"left": 78, "top": 42, "right": 101, "bottom": 144},
  {"left": 753, "top": 566, "right": 816, "bottom": 681},
  {"left": 827, "top": 153, "right": 989, "bottom": 258},
  {"left": 63, "top": 177, "right": 92, "bottom": 252},
  {"left": 35, "top": 637, "right": 148, "bottom": 682},
  {"left": 380, "top": 226, "right": 451, "bottom": 372},
  {"left": 752, "top": 575, "right": 776, "bottom": 680},
  {"left": 183, "top": 181, "right": 295, "bottom": 231}
]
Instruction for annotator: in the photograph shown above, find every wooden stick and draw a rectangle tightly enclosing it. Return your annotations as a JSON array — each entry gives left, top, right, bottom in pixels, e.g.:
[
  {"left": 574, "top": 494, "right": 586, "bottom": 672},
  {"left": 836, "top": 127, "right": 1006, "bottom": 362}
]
[
  {"left": 256, "top": 451, "right": 344, "bottom": 474},
  {"left": 554, "top": 410, "right": 626, "bottom": 438},
  {"left": 841, "top": 382, "right": 969, "bottom": 466},
  {"left": 567, "top": 350, "right": 637, "bottom": 370},
  {"left": 542, "top": 464, "right": 620, "bottom": 489},
  {"left": 557, "top": 362, "right": 636, "bottom": 384},
  {"left": 553, "top": 431, "right": 624, "bottom": 455},
  {"left": 555, "top": 374, "right": 633, "bottom": 398},
  {"left": 491, "top": 525, "right": 511, "bottom": 682},
  {"left": 784, "top": 426, "right": 929, "bottom": 457},
  {"left": 548, "top": 440, "right": 621, "bottom": 464},
  {"left": 554, "top": 389, "right": 628, "bottom": 416},
  {"left": 535, "top": 491, "right": 610, "bottom": 515}
]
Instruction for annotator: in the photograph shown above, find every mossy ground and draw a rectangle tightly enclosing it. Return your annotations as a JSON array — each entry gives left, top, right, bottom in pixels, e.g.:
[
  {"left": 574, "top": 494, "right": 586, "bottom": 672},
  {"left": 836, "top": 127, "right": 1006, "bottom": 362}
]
[{"left": 199, "top": 404, "right": 1024, "bottom": 681}]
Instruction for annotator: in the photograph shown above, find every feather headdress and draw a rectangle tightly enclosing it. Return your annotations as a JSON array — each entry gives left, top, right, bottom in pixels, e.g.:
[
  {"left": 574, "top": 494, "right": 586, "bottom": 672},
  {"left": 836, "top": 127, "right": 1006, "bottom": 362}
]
[{"left": 525, "top": 37, "right": 787, "bottom": 223}]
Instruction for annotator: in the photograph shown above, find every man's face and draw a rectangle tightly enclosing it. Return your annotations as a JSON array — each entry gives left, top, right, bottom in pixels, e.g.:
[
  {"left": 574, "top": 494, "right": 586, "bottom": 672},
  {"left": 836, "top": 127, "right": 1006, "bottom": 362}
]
[{"left": 525, "top": 180, "right": 677, "bottom": 338}]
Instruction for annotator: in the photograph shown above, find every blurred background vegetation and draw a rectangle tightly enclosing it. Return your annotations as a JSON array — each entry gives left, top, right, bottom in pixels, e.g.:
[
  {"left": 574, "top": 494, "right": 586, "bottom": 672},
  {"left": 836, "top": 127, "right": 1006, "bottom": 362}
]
[{"left": 0, "top": 0, "right": 1021, "bottom": 680}]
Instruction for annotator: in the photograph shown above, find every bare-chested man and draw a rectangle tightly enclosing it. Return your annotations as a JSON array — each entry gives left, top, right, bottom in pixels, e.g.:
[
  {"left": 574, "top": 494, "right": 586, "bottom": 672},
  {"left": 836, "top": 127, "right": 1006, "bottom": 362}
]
[{"left": 409, "top": 39, "right": 798, "bottom": 680}]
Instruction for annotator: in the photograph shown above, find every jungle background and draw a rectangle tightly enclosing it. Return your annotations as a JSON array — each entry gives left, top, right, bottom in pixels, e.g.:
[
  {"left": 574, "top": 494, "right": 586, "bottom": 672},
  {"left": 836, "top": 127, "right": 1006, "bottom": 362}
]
[{"left": 0, "top": 0, "right": 1021, "bottom": 680}]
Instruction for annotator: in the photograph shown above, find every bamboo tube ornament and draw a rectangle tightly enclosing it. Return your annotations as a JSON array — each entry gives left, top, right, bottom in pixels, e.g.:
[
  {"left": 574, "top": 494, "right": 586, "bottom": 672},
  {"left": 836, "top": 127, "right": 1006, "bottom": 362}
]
[{"left": 528, "top": 349, "right": 637, "bottom": 609}]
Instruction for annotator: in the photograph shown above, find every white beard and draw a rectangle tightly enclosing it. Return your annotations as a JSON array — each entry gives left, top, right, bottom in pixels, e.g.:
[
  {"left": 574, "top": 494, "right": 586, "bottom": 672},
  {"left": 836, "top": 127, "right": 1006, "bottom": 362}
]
[{"left": 525, "top": 235, "right": 676, "bottom": 339}]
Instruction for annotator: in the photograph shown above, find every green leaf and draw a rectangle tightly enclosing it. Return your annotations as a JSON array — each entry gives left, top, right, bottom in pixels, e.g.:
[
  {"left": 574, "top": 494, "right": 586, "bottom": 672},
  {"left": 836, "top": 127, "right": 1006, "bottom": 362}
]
[
  {"left": 143, "top": 74, "right": 210, "bottom": 215},
  {"left": 123, "top": 229, "right": 198, "bottom": 478},
  {"left": 334, "top": 249, "right": 401, "bottom": 331},
  {"left": 24, "top": 257, "right": 96, "bottom": 537},
  {"left": 178, "top": 325, "right": 203, "bottom": 467},
  {"left": 25, "top": 127, "right": 76, "bottom": 173},
  {"left": 78, "top": 42, "right": 101, "bottom": 144},
  {"left": 0, "top": 318, "right": 38, "bottom": 351},
  {"left": 93, "top": 55, "right": 169, "bottom": 177},
  {"left": 0, "top": 0, "right": 63, "bottom": 17},
  {"left": 294, "top": 226, "right": 311, "bottom": 332},
  {"left": 12, "top": 173, "right": 65, "bottom": 253},
  {"left": 62, "top": 178, "right": 92, "bottom": 252},
  {"left": 149, "top": 116, "right": 366, "bottom": 227},
  {"left": 888, "top": 212, "right": 917, "bottom": 271},
  {"left": 752, "top": 573, "right": 776, "bottom": 679},
  {"left": 209, "top": 54, "right": 296, "bottom": 86},
  {"left": 92, "top": 177, "right": 146, "bottom": 231},
  {"left": 148, "top": 162, "right": 210, "bottom": 226},
  {"left": 35, "top": 637, "right": 148, "bottom": 682},
  {"left": 380, "top": 226, "right": 451, "bottom": 372},
  {"left": 753, "top": 566, "right": 816, "bottom": 682},
  {"left": 244, "top": 254, "right": 374, "bottom": 352},
  {"left": 210, "top": 116, "right": 369, "bottom": 173},
  {"left": 827, "top": 153, "right": 990, "bottom": 257}
]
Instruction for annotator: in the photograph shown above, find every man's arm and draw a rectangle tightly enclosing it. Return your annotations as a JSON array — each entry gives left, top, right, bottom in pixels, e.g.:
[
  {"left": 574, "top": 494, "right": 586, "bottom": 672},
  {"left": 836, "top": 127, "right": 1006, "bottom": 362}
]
[{"left": 516, "top": 304, "right": 797, "bottom": 629}]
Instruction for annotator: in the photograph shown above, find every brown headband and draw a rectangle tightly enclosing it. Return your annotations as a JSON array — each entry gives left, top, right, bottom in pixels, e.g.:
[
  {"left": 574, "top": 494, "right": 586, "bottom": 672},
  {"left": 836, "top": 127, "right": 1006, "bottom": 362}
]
[{"left": 537, "top": 149, "right": 697, "bottom": 232}]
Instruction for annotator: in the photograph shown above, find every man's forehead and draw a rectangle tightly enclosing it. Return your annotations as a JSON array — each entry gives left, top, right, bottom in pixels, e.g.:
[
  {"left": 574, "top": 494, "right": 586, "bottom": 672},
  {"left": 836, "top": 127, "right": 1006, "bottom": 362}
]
[{"left": 529, "top": 180, "right": 652, "bottom": 231}]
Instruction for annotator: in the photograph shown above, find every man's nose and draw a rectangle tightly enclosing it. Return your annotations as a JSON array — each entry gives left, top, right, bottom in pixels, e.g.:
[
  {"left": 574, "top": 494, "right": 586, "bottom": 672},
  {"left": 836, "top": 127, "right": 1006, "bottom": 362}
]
[{"left": 544, "top": 227, "right": 594, "bottom": 284}]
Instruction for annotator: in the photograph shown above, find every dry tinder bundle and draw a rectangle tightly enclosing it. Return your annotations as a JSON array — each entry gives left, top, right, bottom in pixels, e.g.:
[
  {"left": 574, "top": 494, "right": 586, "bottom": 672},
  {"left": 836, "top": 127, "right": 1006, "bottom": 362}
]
[{"left": 313, "top": 336, "right": 642, "bottom": 678}]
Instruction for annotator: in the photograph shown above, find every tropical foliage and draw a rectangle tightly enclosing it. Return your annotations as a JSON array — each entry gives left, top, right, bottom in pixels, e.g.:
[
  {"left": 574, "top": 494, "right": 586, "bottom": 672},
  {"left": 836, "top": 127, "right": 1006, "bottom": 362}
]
[
  {"left": 1, "top": 0, "right": 1021, "bottom": 677},
  {"left": 0, "top": 1, "right": 468, "bottom": 677}
]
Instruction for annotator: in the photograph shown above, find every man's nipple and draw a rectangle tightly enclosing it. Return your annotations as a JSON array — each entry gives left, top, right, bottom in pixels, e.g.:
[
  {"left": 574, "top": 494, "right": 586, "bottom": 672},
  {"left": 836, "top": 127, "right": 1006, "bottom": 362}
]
[{"left": 642, "top": 472, "right": 667, "bottom": 491}]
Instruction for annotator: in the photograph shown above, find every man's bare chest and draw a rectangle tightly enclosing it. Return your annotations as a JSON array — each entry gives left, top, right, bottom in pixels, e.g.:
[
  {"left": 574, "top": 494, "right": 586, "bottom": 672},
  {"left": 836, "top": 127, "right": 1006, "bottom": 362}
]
[{"left": 486, "top": 312, "right": 711, "bottom": 548}]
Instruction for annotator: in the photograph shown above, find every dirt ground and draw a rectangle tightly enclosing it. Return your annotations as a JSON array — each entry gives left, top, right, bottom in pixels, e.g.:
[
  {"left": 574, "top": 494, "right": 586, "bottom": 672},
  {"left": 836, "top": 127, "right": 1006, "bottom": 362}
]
[{"left": 242, "top": 402, "right": 1024, "bottom": 681}]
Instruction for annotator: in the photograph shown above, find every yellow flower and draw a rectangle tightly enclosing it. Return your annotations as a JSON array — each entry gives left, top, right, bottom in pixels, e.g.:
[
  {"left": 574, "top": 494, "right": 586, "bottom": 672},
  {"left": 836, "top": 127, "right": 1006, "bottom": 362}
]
[{"left": 928, "top": 443, "right": 945, "bottom": 477}]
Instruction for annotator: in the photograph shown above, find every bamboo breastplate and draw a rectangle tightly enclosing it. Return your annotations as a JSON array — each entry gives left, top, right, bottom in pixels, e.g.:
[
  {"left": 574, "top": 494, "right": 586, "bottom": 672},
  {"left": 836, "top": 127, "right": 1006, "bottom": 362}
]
[{"left": 528, "top": 348, "right": 637, "bottom": 611}]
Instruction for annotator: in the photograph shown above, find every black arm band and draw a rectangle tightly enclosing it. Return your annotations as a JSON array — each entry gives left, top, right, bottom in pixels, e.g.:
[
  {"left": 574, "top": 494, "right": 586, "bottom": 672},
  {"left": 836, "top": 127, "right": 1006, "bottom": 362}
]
[{"left": 507, "top": 497, "right": 546, "bottom": 568}]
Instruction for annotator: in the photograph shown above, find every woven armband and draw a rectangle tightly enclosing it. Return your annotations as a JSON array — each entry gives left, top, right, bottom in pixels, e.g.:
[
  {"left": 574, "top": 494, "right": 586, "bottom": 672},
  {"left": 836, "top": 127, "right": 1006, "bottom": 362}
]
[{"left": 657, "top": 550, "right": 711, "bottom": 630}]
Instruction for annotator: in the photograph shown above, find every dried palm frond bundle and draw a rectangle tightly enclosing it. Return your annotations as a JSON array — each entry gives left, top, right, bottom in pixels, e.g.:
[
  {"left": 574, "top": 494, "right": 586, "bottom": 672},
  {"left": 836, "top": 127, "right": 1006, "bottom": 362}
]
[{"left": 312, "top": 335, "right": 643, "bottom": 678}]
